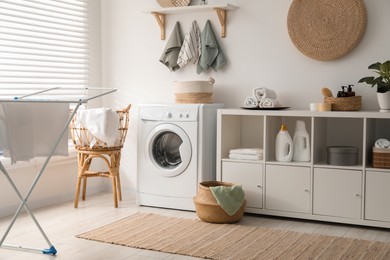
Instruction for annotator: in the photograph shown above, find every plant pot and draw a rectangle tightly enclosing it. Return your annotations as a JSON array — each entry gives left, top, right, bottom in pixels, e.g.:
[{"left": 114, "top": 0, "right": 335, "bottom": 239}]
[{"left": 377, "top": 92, "right": 390, "bottom": 112}]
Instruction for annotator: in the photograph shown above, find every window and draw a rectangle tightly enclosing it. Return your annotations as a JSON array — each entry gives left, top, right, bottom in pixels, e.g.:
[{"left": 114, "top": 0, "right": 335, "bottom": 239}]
[{"left": 0, "top": 0, "right": 90, "bottom": 91}]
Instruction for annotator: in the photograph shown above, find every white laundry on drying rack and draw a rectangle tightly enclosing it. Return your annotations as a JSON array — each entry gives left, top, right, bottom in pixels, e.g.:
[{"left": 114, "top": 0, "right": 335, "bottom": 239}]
[{"left": 1, "top": 103, "right": 69, "bottom": 164}]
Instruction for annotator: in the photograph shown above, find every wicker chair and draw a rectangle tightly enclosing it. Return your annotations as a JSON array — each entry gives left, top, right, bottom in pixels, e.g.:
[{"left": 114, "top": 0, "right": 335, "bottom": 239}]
[{"left": 69, "top": 105, "right": 131, "bottom": 208}]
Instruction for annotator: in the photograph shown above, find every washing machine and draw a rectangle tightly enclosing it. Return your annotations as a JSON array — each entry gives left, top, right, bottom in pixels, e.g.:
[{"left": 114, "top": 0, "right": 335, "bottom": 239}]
[{"left": 137, "top": 103, "right": 223, "bottom": 211}]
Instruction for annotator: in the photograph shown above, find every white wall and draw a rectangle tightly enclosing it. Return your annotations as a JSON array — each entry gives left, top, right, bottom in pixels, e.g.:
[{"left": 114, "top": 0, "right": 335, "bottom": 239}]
[{"left": 101, "top": 0, "right": 390, "bottom": 193}]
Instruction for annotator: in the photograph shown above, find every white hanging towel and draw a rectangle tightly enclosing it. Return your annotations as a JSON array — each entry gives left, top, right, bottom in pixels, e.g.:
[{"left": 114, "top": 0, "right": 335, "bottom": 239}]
[
  {"left": 253, "top": 87, "right": 277, "bottom": 101},
  {"left": 1, "top": 103, "right": 69, "bottom": 164},
  {"left": 177, "top": 20, "right": 201, "bottom": 68},
  {"left": 77, "top": 108, "right": 119, "bottom": 147}
]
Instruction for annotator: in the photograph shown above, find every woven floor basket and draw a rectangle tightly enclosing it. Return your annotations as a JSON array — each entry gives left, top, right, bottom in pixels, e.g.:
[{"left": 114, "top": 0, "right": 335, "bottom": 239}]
[
  {"left": 287, "top": 0, "right": 367, "bottom": 61},
  {"left": 69, "top": 105, "right": 131, "bottom": 151},
  {"left": 193, "top": 181, "right": 246, "bottom": 224},
  {"left": 373, "top": 148, "right": 390, "bottom": 169},
  {"left": 324, "top": 96, "right": 361, "bottom": 111}
]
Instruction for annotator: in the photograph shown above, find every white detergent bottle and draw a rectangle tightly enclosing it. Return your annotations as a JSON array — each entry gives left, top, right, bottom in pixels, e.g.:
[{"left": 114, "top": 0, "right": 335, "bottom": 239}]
[
  {"left": 292, "top": 120, "right": 311, "bottom": 162},
  {"left": 275, "top": 124, "right": 293, "bottom": 162}
]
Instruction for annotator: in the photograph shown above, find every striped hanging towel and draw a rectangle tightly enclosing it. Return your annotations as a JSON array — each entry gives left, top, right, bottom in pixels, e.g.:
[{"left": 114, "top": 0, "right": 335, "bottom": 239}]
[{"left": 177, "top": 21, "right": 201, "bottom": 68}]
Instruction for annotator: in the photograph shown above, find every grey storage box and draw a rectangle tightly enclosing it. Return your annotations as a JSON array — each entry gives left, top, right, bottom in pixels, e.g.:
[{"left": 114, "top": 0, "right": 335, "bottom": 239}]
[{"left": 327, "top": 146, "right": 358, "bottom": 166}]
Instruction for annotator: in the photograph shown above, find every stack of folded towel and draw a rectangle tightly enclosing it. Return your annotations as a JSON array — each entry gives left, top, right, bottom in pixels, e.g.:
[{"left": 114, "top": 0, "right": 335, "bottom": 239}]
[
  {"left": 244, "top": 87, "right": 280, "bottom": 108},
  {"left": 375, "top": 138, "right": 390, "bottom": 149},
  {"left": 229, "top": 148, "right": 263, "bottom": 160}
]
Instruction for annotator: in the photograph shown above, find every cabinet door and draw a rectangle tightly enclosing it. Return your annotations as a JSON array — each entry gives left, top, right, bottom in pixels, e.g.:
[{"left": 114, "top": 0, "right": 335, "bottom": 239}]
[
  {"left": 265, "top": 165, "right": 310, "bottom": 213},
  {"left": 222, "top": 161, "right": 263, "bottom": 209},
  {"left": 313, "top": 168, "right": 362, "bottom": 219},
  {"left": 365, "top": 171, "right": 390, "bottom": 222}
]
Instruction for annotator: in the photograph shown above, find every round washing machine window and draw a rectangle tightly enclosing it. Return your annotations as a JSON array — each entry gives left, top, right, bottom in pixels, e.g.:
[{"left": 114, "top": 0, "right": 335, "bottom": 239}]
[{"left": 146, "top": 124, "right": 192, "bottom": 177}]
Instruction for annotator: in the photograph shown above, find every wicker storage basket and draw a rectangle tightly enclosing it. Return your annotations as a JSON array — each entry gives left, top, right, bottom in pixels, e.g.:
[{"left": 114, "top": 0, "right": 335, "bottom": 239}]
[
  {"left": 193, "top": 181, "right": 246, "bottom": 224},
  {"left": 173, "top": 78, "right": 214, "bottom": 104},
  {"left": 69, "top": 105, "right": 131, "bottom": 150},
  {"left": 373, "top": 147, "right": 390, "bottom": 169},
  {"left": 324, "top": 96, "right": 362, "bottom": 111}
]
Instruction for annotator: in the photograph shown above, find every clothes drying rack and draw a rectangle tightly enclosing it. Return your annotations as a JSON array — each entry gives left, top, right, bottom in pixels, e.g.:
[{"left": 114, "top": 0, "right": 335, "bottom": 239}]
[{"left": 0, "top": 87, "right": 116, "bottom": 255}]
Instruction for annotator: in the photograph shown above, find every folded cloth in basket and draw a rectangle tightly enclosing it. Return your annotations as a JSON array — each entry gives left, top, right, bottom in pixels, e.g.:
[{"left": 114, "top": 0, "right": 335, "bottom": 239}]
[
  {"left": 230, "top": 148, "right": 263, "bottom": 156},
  {"left": 253, "top": 87, "right": 277, "bottom": 101},
  {"left": 210, "top": 185, "right": 245, "bottom": 216},
  {"left": 244, "top": 96, "right": 258, "bottom": 108},
  {"left": 77, "top": 108, "right": 119, "bottom": 147},
  {"left": 375, "top": 138, "right": 390, "bottom": 149},
  {"left": 229, "top": 153, "right": 262, "bottom": 161},
  {"left": 0, "top": 103, "right": 69, "bottom": 164},
  {"left": 259, "top": 98, "right": 279, "bottom": 108}
]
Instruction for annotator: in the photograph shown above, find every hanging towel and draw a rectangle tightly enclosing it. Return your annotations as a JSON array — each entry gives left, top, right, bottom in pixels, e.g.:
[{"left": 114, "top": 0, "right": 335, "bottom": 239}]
[
  {"left": 253, "top": 87, "right": 277, "bottom": 101},
  {"left": 77, "top": 108, "right": 120, "bottom": 148},
  {"left": 375, "top": 138, "right": 390, "bottom": 149},
  {"left": 259, "top": 98, "right": 279, "bottom": 108},
  {"left": 229, "top": 148, "right": 263, "bottom": 156},
  {"left": 159, "top": 22, "right": 183, "bottom": 71},
  {"left": 210, "top": 185, "right": 245, "bottom": 216},
  {"left": 244, "top": 96, "right": 258, "bottom": 108},
  {"left": 197, "top": 20, "right": 226, "bottom": 74},
  {"left": 1, "top": 103, "right": 69, "bottom": 164},
  {"left": 177, "top": 21, "right": 201, "bottom": 68}
]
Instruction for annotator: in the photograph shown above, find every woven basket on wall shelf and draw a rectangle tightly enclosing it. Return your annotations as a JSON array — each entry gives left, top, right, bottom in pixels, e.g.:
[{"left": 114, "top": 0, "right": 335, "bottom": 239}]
[
  {"left": 156, "top": 0, "right": 190, "bottom": 7},
  {"left": 324, "top": 96, "right": 362, "bottom": 111}
]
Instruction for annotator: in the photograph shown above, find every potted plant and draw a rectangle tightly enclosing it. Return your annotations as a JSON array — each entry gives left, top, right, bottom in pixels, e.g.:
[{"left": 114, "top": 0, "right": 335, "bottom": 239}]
[{"left": 359, "top": 60, "right": 390, "bottom": 111}]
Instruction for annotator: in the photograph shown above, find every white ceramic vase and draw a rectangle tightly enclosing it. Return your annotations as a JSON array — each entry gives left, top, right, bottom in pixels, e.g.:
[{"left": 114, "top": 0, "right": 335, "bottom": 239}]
[{"left": 377, "top": 92, "right": 390, "bottom": 112}]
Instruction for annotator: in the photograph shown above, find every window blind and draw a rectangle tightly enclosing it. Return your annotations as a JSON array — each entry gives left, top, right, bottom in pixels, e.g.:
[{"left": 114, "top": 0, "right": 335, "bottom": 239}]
[{"left": 0, "top": 0, "right": 89, "bottom": 90}]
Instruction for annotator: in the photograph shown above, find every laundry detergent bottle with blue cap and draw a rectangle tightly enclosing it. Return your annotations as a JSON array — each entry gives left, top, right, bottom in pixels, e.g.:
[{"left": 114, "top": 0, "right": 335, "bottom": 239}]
[{"left": 275, "top": 124, "right": 293, "bottom": 162}]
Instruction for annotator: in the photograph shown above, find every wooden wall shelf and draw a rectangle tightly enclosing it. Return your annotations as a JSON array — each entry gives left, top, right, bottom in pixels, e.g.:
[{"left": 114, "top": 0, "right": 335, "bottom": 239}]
[{"left": 146, "top": 4, "right": 238, "bottom": 40}]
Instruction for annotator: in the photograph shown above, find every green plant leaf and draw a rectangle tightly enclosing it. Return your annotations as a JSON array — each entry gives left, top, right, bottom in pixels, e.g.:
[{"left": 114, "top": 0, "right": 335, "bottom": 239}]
[
  {"left": 368, "top": 62, "right": 381, "bottom": 70},
  {"left": 358, "top": 76, "right": 374, "bottom": 83}
]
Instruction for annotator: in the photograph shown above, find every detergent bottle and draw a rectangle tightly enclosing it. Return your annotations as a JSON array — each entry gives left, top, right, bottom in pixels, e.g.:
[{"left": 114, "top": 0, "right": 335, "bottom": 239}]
[
  {"left": 275, "top": 124, "right": 293, "bottom": 162},
  {"left": 292, "top": 120, "right": 310, "bottom": 162}
]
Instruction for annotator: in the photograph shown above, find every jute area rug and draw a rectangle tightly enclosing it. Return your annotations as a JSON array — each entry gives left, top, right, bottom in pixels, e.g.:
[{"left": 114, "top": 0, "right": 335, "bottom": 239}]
[{"left": 76, "top": 213, "right": 390, "bottom": 260}]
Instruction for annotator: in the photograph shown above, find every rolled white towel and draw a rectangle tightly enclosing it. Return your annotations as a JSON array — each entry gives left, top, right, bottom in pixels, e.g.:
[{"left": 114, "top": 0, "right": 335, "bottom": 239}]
[
  {"left": 230, "top": 148, "right": 263, "bottom": 156},
  {"left": 253, "top": 87, "right": 277, "bottom": 101},
  {"left": 244, "top": 96, "right": 258, "bottom": 108},
  {"left": 259, "top": 98, "right": 279, "bottom": 108},
  {"left": 375, "top": 138, "right": 390, "bottom": 148},
  {"left": 229, "top": 153, "right": 263, "bottom": 161}
]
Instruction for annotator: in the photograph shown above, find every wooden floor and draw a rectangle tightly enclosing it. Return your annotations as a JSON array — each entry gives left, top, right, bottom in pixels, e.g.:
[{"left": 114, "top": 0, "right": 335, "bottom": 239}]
[{"left": 1, "top": 192, "right": 390, "bottom": 259}]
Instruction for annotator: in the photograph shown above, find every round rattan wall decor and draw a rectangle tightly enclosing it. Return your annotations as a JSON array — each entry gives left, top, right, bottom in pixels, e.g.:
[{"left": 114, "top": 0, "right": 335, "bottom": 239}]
[{"left": 287, "top": 0, "right": 367, "bottom": 61}]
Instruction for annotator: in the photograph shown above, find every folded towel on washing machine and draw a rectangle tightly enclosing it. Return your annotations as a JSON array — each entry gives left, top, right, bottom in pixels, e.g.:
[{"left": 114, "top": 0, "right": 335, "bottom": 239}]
[{"left": 210, "top": 185, "right": 245, "bottom": 216}]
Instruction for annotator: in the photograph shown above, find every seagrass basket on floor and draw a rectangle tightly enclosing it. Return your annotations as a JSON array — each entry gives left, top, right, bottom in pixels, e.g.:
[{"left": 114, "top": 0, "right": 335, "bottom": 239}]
[
  {"left": 193, "top": 181, "right": 246, "bottom": 224},
  {"left": 69, "top": 104, "right": 131, "bottom": 208},
  {"left": 324, "top": 96, "right": 362, "bottom": 111}
]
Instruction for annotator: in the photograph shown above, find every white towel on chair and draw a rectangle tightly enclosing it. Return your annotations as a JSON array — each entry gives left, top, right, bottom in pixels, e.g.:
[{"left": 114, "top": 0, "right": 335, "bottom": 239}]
[
  {"left": 77, "top": 108, "right": 119, "bottom": 147},
  {"left": 259, "top": 98, "right": 278, "bottom": 108},
  {"left": 177, "top": 21, "right": 201, "bottom": 68},
  {"left": 253, "top": 87, "right": 277, "bottom": 101},
  {"left": 1, "top": 103, "right": 69, "bottom": 164},
  {"left": 244, "top": 96, "right": 258, "bottom": 108}
]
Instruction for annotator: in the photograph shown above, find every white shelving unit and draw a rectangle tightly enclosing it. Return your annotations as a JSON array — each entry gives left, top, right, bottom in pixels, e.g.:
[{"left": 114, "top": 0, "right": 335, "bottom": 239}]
[
  {"left": 217, "top": 108, "right": 390, "bottom": 228},
  {"left": 146, "top": 4, "right": 238, "bottom": 39}
]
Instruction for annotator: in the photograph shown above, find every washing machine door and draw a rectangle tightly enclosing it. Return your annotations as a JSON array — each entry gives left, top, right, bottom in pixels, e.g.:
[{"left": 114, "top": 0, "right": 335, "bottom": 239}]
[{"left": 146, "top": 123, "right": 192, "bottom": 177}]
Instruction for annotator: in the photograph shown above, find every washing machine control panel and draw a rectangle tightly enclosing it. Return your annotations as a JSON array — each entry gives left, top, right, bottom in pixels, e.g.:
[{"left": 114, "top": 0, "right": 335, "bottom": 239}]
[{"left": 163, "top": 107, "right": 197, "bottom": 121}]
